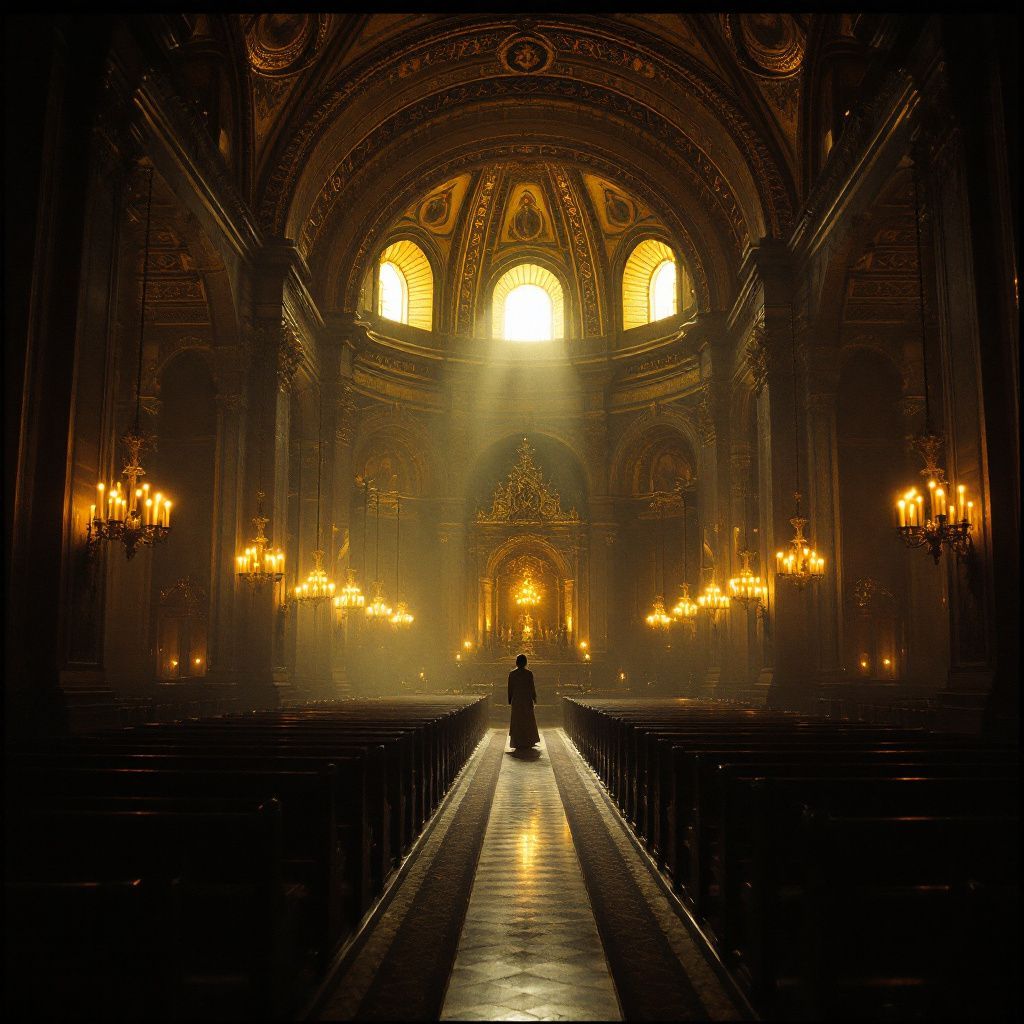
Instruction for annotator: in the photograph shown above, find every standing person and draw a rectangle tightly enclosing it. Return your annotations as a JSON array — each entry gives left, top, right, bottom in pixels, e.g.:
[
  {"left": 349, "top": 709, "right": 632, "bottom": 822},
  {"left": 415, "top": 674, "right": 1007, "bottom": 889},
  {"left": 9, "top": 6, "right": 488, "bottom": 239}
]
[{"left": 507, "top": 653, "right": 540, "bottom": 750}]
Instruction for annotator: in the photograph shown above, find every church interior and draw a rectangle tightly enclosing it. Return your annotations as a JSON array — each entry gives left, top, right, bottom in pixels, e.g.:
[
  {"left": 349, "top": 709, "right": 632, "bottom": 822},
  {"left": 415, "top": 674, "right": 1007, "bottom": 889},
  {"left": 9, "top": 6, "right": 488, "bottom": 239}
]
[{"left": 4, "top": 12, "right": 1019, "bottom": 1022}]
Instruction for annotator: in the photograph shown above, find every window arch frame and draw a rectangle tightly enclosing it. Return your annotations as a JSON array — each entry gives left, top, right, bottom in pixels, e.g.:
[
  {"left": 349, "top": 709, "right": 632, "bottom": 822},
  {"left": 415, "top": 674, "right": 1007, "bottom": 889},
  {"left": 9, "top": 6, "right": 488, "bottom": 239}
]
[
  {"left": 490, "top": 262, "right": 566, "bottom": 342},
  {"left": 374, "top": 238, "right": 435, "bottom": 330},
  {"left": 620, "top": 237, "right": 690, "bottom": 331}
]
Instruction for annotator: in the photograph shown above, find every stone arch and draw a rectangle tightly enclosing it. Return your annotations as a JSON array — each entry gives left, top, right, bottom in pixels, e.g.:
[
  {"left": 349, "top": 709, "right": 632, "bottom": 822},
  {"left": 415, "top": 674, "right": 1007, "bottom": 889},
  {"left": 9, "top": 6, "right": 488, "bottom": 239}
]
[
  {"left": 351, "top": 410, "right": 438, "bottom": 498},
  {"left": 484, "top": 532, "right": 573, "bottom": 582},
  {"left": 326, "top": 137, "right": 725, "bottom": 319},
  {"left": 609, "top": 408, "right": 700, "bottom": 496}
]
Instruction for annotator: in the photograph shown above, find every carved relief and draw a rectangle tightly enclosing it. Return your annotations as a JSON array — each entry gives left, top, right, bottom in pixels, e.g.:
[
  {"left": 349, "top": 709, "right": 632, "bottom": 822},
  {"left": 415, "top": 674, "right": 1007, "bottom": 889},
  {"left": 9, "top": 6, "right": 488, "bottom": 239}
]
[
  {"left": 276, "top": 324, "right": 303, "bottom": 393},
  {"left": 245, "top": 14, "right": 331, "bottom": 77},
  {"left": 746, "top": 316, "right": 771, "bottom": 393},
  {"left": 552, "top": 169, "right": 602, "bottom": 336},
  {"left": 720, "top": 14, "right": 805, "bottom": 77},
  {"left": 456, "top": 168, "right": 500, "bottom": 334},
  {"left": 498, "top": 32, "right": 556, "bottom": 75},
  {"left": 261, "top": 22, "right": 792, "bottom": 240},
  {"left": 477, "top": 439, "right": 579, "bottom": 525}
]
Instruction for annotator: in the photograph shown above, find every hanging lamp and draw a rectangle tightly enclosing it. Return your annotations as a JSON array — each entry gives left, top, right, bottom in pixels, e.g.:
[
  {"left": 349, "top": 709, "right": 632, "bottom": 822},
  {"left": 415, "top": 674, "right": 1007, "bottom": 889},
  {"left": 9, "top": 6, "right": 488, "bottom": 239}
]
[
  {"left": 88, "top": 166, "right": 175, "bottom": 559},
  {"left": 670, "top": 489, "right": 698, "bottom": 633},
  {"left": 775, "top": 303, "right": 826, "bottom": 588},
  {"left": 293, "top": 389, "right": 335, "bottom": 604},
  {"left": 645, "top": 495, "right": 673, "bottom": 629},
  {"left": 236, "top": 412, "right": 284, "bottom": 591},
  {"left": 697, "top": 519, "right": 731, "bottom": 622},
  {"left": 728, "top": 479, "right": 767, "bottom": 607},
  {"left": 333, "top": 479, "right": 366, "bottom": 619},
  {"left": 894, "top": 161, "right": 973, "bottom": 563},
  {"left": 364, "top": 488, "right": 393, "bottom": 620},
  {"left": 389, "top": 494, "right": 414, "bottom": 627}
]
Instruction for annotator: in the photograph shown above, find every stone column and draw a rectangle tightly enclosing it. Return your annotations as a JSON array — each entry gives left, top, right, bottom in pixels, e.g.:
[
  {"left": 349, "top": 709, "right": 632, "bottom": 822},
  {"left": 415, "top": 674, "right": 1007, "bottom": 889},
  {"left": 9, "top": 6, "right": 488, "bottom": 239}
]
[
  {"left": 803, "top": 345, "right": 843, "bottom": 679},
  {"left": 206, "top": 355, "right": 248, "bottom": 687},
  {"left": 728, "top": 444, "right": 757, "bottom": 691}
]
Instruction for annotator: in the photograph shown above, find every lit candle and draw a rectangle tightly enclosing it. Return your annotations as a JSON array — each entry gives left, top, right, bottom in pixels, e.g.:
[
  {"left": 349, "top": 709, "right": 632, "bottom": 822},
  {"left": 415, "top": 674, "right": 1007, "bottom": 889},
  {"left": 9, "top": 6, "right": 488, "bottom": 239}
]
[
  {"left": 89, "top": 504, "right": 96, "bottom": 523},
  {"left": 145, "top": 498, "right": 153, "bottom": 526},
  {"left": 915, "top": 495, "right": 923, "bottom": 525},
  {"left": 898, "top": 499, "right": 906, "bottom": 528},
  {"left": 163, "top": 501, "right": 171, "bottom": 528},
  {"left": 935, "top": 487, "right": 946, "bottom": 518},
  {"left": 967, "top": 501, "right": 974, "bottom": 525},
  {"left": 958, "top": 485, "right": 966, "bottom": 522}
]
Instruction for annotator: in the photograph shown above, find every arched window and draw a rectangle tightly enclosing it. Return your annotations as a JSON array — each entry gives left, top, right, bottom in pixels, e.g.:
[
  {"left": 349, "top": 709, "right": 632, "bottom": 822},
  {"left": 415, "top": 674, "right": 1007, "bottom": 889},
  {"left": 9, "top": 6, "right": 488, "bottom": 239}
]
[
  {"left": 378, "top": 262, "right": 407, "bottom": 323},
  {"left": 504, "top": 285, "right": 553, "bottom": 342},
  {"left": 491, "top": 264, "right": 565, "bottom": 341},
  {"left": 622, "top": 239, "right": 682, "bottom": 330},
  {"left": 649, "top": 260, "right": 677, "bottom": 322},
  {"left": 377, "top": 240, "right": 433, "bottom": 329}
]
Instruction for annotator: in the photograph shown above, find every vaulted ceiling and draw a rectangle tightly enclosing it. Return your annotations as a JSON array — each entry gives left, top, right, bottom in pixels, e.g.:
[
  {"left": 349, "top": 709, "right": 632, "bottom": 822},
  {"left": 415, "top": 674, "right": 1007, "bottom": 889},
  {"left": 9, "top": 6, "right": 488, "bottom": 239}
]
[{"left": 173, "top": 13, "right": 878, "bottom": 314}]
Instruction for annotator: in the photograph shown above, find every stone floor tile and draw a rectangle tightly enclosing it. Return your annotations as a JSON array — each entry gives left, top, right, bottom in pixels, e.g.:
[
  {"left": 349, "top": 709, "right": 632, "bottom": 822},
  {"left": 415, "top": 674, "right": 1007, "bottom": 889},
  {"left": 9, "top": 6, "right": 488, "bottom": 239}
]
[{"left": 441, "top": 732, "right": 621, "bottom": 1022}]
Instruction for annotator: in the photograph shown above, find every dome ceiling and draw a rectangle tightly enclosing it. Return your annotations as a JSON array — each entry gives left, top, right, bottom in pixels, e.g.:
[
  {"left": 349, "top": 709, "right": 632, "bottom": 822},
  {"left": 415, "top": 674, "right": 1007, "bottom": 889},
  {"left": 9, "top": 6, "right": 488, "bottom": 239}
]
[{"left": 364, "top": 160, "right": 694, "bottom": 338}]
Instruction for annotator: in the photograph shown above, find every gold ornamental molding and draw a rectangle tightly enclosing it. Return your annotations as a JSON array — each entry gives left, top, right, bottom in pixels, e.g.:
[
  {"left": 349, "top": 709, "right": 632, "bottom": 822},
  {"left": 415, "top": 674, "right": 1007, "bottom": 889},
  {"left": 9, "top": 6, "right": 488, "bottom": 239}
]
[{"left": 477, "top": 438, "right": 579, "bottom": 525}]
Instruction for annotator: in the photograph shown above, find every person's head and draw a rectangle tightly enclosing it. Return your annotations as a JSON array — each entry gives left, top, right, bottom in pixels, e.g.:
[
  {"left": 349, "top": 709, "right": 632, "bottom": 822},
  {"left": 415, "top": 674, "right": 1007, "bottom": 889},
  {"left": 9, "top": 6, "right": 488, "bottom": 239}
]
[{"left": 516, "top": 653, "right": 528, "bottom": 669}]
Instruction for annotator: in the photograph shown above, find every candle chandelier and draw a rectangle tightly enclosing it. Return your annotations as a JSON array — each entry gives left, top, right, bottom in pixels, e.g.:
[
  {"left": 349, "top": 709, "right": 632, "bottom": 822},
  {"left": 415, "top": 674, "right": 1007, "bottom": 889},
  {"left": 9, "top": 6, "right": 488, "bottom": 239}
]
[
  {"left": 894, "top": 162, "right": 973, "bottom": 564},
  {"left": 670, "top": 489, "right": 698, "bottom": 634},
  {"left": 645, "top": 494, "right": 672, "bottom": 629},
  {"left": 389, "top": 494, "right": 414, "bottom": 627},
  {"left": 88, "top": 166, "right": 174, "bottom": 560},
  {"left": 364, "top": 488, "right": 393, "bottom": 621},
  {"left": 333, "top": 481, "right": 367, "bottom": 621},
  {"left": 728, "top": 479, "right": 767, "bottom": 608},
  {"left": 236, "top": 490, "right": 285, "bottom": 591},
  {"left": 293, "top": 390, "right": 335, "bottom": 604},
  {"left": 697, "top": 525, "right": 731, "bottom": 621},
  {"left": 775, "top": 304, "right": 826, "bottom": 588},
  {"left": 514, "top": 574, "right": 541, "bottom": 608}
]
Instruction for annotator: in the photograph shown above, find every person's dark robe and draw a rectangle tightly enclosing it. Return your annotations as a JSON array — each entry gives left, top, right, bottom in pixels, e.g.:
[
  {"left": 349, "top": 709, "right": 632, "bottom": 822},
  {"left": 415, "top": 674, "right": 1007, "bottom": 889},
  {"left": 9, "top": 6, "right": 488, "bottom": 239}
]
[{"left": 507, "top": 667, "right": 540, "bottom": 748}]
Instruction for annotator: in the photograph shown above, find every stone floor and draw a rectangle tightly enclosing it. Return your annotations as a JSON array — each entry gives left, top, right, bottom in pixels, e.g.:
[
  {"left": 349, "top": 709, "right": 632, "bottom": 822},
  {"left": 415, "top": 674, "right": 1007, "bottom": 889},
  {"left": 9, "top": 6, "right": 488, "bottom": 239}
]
[
  {"left": 440, "top": 733, "right": 622, "bottom": 1022},
  {"left": 316, "top": 727, "right": 739, "bottom": 1021}
]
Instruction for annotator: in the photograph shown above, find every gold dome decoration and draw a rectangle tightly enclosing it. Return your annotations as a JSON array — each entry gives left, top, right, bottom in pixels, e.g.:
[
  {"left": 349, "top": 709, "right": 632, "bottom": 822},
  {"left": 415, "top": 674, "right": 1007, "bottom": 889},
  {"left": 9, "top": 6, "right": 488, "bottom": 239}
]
[{"left": 245, "top": 14, "right": 331, "bottom": 77}]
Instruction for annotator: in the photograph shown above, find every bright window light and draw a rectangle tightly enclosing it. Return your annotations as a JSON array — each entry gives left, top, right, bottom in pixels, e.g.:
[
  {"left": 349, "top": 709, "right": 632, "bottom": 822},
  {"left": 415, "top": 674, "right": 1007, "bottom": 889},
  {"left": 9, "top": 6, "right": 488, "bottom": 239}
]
[
  {"left": 504, "top": 284, "right": 553, "bottom": 342},
  {"left": 378, "top": 261, "right": 408, "bottom": 323},
  {"left": 649, "top": 260, "right": 677, "bottom": 321}
]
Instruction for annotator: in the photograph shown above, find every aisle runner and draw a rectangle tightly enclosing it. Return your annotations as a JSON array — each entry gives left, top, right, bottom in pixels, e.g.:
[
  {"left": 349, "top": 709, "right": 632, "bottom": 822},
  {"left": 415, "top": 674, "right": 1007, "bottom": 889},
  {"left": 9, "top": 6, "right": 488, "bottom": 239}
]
[
  {"left": 351, "top": 730, "right": 506, "bottom": 1020},
  {"left": 441, "top": 733, "right": 621, "bottom": 1021},
  {"left": 545, "top": 729, "right": 716, "bottom": 1021}
]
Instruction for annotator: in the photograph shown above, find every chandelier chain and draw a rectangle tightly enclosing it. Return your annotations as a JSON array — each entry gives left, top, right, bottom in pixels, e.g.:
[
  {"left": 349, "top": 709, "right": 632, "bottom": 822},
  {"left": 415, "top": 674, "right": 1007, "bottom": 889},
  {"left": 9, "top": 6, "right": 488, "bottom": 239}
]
[{"left": 134, "top": 166, "right": 154, "bottom": 436}]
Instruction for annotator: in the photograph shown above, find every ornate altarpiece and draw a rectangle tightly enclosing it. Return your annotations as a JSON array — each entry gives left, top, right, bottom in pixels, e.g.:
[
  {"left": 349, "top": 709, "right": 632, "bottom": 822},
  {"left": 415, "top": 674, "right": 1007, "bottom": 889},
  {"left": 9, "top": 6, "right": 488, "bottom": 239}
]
[{"left": 472, "top": 439, "right": 586, "bottom": 653}]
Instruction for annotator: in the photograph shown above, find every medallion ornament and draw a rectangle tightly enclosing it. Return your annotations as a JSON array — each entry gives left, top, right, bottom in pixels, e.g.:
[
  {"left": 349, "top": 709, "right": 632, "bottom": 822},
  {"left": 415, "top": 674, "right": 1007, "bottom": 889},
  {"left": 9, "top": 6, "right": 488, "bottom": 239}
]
[{"left": 498, "top": 33, "right": 556, "bottom": 75}]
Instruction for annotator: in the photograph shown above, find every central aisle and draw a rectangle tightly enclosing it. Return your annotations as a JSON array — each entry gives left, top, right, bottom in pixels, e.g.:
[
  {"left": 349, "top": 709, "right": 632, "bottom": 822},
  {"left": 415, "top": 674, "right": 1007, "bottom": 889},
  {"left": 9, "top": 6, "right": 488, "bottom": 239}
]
[{"left": 440, "top": 733, "right": 622, "bottom": 1022}]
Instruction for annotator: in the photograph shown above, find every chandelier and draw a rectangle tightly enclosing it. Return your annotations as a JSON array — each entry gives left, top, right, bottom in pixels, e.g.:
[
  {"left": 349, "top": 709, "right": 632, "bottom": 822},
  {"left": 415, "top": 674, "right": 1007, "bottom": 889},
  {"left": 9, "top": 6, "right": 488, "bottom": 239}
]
[
  {"left": 388, "top": 494, "right": 414, "bottom": 628},
  {"left": 729, "top": 549, "right": 767, "bottom": 606},
  {"left": 515, "top": 574, "right": 541, "bottom": 608},
  {"left": 698, "top": 580, "right": 731, "bottom": 621},
  {"left": 670, "top": 489, "right": 697, "bottom": 634},
  {"left": 775, "top": 304, "right": 827, "bottom": 589},
  {"left": 335, "top": 479, "right": 371, "bottom": 623},
  {"left": 293, "top": 389, "right": 334, "bottom": 605},
  {"left": 894, "top": 162, "right": 973, "bottom": 564},
  {"left": 236, "top": 490, "right": 284, "bottom": 590},
  {"left": 364, "top": 488, "right": 392, "bottom": 620},
  {"left": 88, "top": 167, "right": 174, "bottom": 560},
  {"left": 365, "top": 579, "right": 393, "bottom": 620},
  {"left": 645, "top": 493, "right": 673, "bottom": 630},
  {"left": 896, "top": 438, "right": 973, "bottom": 563},
  {"left": 645, "top": 595, "right": 673, "bottom": 629},
  {"left": 775, "top": 492, "right": 826, "bottom": 588},
  {"left": 333, "top": 567, "right": 366, "bottom": 615},
  {"left": 294, "top": 548, "right": 335, "bottom": 603}
]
